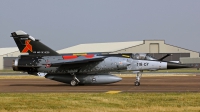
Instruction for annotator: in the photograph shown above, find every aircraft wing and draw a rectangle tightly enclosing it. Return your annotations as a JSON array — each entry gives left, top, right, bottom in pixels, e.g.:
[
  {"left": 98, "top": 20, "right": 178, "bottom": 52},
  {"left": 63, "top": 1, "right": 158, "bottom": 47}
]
[{"left": 49, "top": 55, "right": 106, "bottom": 66}]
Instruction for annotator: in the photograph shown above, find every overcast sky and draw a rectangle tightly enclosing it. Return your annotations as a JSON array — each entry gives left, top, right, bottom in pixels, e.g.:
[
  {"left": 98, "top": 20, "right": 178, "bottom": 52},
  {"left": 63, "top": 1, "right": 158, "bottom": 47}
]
[{"left": 0, "top": 0, "right": 200, "bottom": 52}]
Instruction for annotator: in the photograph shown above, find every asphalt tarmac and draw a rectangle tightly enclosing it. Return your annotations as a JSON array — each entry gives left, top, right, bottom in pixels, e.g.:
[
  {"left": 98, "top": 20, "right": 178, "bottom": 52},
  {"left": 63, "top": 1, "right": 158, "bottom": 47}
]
[{"left": 0, "top": 75, "right": 200, "bottom": 93}]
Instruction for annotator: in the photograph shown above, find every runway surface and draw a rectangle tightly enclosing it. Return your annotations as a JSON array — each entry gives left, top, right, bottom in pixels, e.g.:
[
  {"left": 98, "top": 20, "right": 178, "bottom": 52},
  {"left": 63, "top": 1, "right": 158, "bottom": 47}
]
[{"left": 0, "top": 76, "right": 200, "bottom": 93}]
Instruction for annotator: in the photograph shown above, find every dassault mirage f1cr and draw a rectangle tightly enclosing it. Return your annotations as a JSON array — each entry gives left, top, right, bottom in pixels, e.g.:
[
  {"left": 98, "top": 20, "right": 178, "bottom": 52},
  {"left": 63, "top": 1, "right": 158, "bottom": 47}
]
[{"left": 11, "top": 30, "right": 190, "bottom": 86}]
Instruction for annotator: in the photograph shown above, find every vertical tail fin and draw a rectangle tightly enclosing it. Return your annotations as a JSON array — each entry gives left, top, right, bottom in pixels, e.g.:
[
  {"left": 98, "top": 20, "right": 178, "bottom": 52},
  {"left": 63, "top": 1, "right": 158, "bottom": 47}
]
[{"left": 11, "top": 30, "right": 60, "bottom": 56}]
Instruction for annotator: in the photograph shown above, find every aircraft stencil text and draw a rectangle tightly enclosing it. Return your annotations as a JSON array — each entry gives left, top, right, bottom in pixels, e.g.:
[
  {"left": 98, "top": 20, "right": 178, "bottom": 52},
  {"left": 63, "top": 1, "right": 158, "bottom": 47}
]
[{"left": 137, "top": 63, "right": 149, "bottom": 66}]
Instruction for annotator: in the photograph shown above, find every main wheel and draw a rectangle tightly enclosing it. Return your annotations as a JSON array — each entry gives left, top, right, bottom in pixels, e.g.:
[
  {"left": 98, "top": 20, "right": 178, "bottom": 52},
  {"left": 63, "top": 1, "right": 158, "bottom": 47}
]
[
  {"left": 70, "top": 80, "right": 78, "bottom": 86},
  {"left": 135, "top": 81, "right": 140, "bottom": 86}
]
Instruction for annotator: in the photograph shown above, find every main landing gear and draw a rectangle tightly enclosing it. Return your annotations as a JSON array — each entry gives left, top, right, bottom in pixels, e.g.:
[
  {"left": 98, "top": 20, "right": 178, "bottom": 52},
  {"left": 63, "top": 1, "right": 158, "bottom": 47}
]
[
  {"left": 70, "top": 73, "right": 80, "bottom": 86},
  {"left": 135, "top": 71, "right": 143, "bottom": 86}
]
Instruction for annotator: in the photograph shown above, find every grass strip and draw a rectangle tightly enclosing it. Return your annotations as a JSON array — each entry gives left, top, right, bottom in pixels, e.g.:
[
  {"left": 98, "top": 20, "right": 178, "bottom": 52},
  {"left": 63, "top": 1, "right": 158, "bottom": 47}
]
[{"left": 0, "top": 93, "right": 200, "bottom": 112}]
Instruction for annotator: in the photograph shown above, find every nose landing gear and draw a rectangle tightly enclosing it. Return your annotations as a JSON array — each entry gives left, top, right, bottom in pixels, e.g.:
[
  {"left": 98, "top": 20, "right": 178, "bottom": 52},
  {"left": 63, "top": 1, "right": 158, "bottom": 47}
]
[{"left": 134, "top": 71, "right": 142, "bottom": 86}]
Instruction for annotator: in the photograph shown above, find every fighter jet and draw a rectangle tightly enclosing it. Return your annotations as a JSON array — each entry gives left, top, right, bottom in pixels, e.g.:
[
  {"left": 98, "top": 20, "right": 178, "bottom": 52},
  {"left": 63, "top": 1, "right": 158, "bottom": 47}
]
[{"left": 11, "top": 30, "right": 190, "bottom": 86}]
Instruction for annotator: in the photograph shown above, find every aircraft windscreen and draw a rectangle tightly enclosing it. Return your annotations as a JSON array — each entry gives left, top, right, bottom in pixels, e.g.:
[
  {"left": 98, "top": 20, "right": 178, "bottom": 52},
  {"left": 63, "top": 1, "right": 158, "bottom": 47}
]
[
  {"left": 145, "top": 54, "right": 157, "bottom": 60},
  {"left": 131, "top": 53, "right": 146, "bottom": 60},
  {"left": 131, "top": 53, "right": 157, "bottom": 60}
]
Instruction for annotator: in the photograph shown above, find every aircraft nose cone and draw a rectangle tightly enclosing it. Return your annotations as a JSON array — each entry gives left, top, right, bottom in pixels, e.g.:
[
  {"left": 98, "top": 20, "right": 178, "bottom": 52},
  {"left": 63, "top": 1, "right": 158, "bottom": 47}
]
[{"left": 167, "top": 62, "right": 191, "bottom": 69}]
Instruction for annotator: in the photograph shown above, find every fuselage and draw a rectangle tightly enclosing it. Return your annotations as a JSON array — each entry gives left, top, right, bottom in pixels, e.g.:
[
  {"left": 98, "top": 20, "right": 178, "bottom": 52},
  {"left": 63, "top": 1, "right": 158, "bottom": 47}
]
[{"left": 13, "top": 55, "right": 176, "bottom": 74}]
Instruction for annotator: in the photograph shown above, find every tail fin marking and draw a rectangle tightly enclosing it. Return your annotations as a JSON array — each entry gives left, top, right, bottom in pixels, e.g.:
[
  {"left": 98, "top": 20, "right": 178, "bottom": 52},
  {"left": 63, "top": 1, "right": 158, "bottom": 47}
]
[{"left": 11, "top": 30, "right": 60, "bottom": 56}]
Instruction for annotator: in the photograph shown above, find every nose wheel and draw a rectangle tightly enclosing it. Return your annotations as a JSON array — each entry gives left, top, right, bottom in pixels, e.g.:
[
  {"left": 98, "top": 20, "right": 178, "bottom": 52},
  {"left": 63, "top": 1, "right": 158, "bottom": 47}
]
[
  {"left": 134, "top": 71, "right": 142, "bottom": 86},
  {"left": 70, "top": 73, "right": 80, "bottom": 86},
  {"left": 135, "top": 81, "right": 140, "bottom": 86}
]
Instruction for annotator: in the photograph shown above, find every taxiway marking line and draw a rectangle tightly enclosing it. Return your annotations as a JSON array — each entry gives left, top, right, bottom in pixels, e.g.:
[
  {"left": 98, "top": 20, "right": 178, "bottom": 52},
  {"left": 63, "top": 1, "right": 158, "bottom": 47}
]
[{"left": 105, "top": 91, "right": 122, "bottom": 94}]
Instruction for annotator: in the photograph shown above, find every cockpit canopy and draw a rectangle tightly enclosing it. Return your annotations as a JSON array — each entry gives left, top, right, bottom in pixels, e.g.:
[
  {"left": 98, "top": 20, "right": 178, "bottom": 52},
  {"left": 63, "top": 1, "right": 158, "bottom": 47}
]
[{"left": 131, "top": 53, "right": 156, "bottom": 60}]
